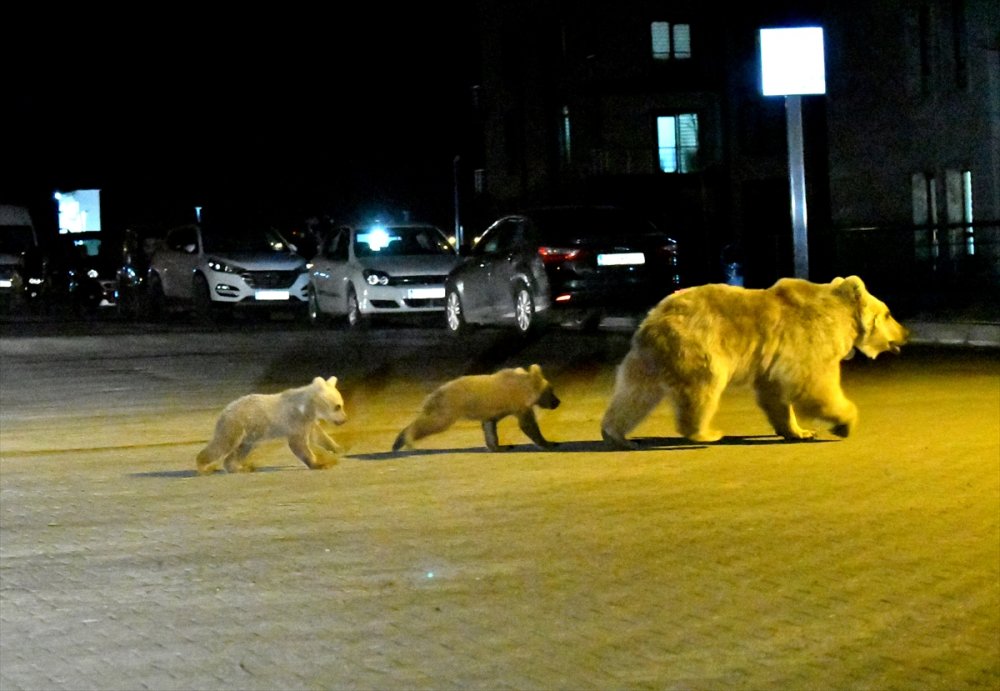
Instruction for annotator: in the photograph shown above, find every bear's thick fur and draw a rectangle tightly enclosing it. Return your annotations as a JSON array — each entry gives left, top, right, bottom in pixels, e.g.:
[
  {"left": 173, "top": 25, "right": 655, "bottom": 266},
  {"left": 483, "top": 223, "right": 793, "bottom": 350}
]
[
  {"left": 601, "top": 276, "right": 909, "bottom": 447},
  {"left": 197, "top": 376, "right": 347, "bottom": 474},
  {"left": 392, "top": 364, "right": 561, "bottom": 452}
]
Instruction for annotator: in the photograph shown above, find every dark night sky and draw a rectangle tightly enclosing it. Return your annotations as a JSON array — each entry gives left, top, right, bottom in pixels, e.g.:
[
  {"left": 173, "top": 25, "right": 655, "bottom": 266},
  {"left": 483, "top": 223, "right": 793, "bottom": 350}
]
[{"left": 2, "top": 7, "right": 479, "bottom": 227}]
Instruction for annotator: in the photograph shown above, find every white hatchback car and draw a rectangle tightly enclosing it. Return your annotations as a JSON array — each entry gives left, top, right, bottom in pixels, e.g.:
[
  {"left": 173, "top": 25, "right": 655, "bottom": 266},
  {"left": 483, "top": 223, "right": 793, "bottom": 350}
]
[
  {"left": 308, "top": 223, "right": 460, "bottom": 327},
  {"left": 147, "top": 221, "right": 310, "bottom": 321}
]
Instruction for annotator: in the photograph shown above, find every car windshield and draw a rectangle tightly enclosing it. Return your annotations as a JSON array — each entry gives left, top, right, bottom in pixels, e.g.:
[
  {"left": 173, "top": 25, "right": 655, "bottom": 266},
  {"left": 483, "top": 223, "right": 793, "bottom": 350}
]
[
  {"left": 201, "top": 221, "right": 296, "bottom": 254},
  {"left": 530, "top": 208, "right": 661, "bottom": 242},
  {"left": 354, "top": 225, "right": 454, "bottom": 258}
]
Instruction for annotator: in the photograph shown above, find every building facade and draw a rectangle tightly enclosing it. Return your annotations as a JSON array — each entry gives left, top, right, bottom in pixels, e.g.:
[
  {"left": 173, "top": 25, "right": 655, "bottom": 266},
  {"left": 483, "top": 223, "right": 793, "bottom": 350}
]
[{"left": 463, "top": 0, "right": 999, "bottom": 305}]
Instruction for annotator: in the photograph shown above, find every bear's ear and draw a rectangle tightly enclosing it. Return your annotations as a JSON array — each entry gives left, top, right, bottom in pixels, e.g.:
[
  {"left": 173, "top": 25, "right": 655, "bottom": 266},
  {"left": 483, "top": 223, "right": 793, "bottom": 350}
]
[
  {"left": 529, "top": 363, "right": 545, "bottom": 384},
  {"left": 326, "top": 376, "right": 338, "bottom": 388},
  {"left": 312, "top": 376, "right": 325, "bottom": 387},
  {"left": 834, "top": 275, "right": 866, "bottom": 303}
]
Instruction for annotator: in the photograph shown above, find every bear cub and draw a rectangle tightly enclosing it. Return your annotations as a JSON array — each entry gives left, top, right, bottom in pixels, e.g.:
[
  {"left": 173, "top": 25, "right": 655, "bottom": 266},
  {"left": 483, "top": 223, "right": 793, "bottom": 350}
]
[
  {"left": 197, "top": 376, "right": 347, "bottom": 474},
  {"left": 392, "top": 364, "right": 560, "bottom": 452}
]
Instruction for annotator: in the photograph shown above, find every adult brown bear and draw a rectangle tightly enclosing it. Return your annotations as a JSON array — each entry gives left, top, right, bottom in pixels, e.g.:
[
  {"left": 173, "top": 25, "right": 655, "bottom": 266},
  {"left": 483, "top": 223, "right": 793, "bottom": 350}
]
[{"left": 601, "top": 276, "right": 909, "bottom": 448}]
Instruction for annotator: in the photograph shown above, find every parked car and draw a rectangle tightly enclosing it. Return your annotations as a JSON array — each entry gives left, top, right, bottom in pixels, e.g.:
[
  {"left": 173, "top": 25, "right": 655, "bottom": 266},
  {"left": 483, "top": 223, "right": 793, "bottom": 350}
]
[
  {"left": 115, "top": 225, "right": 165, "bottom": 320},
  {"left": 307, "top": 222, "right": 460, "bottom": 328},
  {"left": 444, "top": 205, "right": 681, "bottom": 335},
  {"left": 47, "top": 231, "right": 118, "bottom": 314},
  {"left": 146, "top": 215, "right": 310, "bottom": 321},
  {"left": 0, "top": 204, "right": 46, "bottom": 311}
]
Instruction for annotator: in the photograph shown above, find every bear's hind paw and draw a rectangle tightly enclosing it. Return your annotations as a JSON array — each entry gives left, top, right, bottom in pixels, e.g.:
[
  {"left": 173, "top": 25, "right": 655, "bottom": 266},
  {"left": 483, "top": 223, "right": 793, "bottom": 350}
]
[{"left": 602, "top": 428, "right": 638, "bottom": 450}]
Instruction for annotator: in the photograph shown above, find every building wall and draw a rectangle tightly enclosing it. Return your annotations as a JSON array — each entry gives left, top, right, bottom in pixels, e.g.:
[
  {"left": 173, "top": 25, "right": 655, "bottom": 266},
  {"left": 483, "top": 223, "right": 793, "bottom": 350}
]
[{"left": 471, "top": 0, "right": 999, "bottom": 289}]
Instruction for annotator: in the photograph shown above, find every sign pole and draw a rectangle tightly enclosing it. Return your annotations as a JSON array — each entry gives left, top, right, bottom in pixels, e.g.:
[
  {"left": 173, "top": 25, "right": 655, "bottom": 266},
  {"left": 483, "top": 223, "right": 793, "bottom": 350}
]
[{"left": 786, "top": 94, "right": 809, "bottom": 278}]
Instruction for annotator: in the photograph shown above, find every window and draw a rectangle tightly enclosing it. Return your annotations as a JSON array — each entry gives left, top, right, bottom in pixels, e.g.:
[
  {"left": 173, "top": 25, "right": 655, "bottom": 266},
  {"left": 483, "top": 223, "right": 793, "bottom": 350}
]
[
  {"left": 559, "top": 106, "right": 572, "bottom": 166},
  {"left": 945, "top": 168, "right": 974, "bottom": 255},
  {"left": 651, "top": 21, "right": 691, "bottom": 61},
  {"left": 657, "top": 114, "right": 699, "bottom": 173}
]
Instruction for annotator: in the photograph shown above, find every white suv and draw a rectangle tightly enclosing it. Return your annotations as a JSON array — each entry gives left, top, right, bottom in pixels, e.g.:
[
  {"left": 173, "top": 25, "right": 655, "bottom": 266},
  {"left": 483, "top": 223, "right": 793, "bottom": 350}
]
[{"left": 147, "top": 221, "right": 310, "bottom": 321}]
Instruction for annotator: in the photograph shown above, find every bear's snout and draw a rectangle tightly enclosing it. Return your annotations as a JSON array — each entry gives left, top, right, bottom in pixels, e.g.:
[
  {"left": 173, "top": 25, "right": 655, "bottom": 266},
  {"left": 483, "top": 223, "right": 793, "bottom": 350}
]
[{"left": 538, "top": 388, "right": 561, "bottom": 410}]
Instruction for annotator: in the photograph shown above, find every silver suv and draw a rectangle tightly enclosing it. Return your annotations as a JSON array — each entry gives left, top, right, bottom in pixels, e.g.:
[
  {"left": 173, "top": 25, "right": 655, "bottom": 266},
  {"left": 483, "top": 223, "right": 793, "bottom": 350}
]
[{"left": 147, "top": 219, "right": 309, "bottom": 321}]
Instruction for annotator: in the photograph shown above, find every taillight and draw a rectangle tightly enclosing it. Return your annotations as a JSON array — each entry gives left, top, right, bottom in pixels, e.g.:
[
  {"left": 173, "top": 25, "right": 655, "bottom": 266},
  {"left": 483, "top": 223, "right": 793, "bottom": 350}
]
[{"left": 538, "top": 247, "right": 583, "bottom": 264}]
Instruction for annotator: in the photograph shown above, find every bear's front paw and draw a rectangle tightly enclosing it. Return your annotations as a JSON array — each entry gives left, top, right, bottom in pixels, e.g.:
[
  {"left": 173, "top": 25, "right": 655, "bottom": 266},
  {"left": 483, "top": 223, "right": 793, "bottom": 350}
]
[{"left": 782, "top": 428, "right": 817, "bottom": 441}]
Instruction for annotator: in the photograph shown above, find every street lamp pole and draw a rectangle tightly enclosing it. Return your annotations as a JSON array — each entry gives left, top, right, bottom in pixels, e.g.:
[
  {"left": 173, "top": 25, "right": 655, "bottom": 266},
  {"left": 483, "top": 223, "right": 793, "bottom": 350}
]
[{"left": 786, "top": 94, "right": 809, "bottom": 278}]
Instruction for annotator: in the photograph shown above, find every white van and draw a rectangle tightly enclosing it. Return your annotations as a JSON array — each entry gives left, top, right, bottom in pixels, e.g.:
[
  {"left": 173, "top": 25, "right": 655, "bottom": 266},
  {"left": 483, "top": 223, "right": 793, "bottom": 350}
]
[{"left": 0, "top": 204, "right": 45, "bottom": 305}]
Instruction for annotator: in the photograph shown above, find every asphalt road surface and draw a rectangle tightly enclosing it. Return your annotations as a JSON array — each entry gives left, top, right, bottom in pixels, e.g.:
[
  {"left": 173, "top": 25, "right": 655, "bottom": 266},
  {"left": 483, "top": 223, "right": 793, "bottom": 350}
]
[{"left": 1, "top": 321, "right": 998, "bottom": 690}]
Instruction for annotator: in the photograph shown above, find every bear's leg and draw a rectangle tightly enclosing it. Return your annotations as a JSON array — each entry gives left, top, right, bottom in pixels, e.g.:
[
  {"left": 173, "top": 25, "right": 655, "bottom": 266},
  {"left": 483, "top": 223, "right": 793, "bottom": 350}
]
[
  {"left": 311, "top": 424, "right": 343, "bottom": 454},
  {"left": 223, "top": 439, "right": 257, "bottom": 472},
  {"left": 287, "top": 432, "right": 326, "bottom": 469},
  {"left": 482, "top": 419, "right": 501, "bottom": 451},
  {"left": 796, "top": 377, "right": 859, "bottom": 438},
  {"left": 754, "top": 380, "right": 815, "bottom": 440},
  {"left": 673, "top": 376, "right": 726, "bottom": 442},
  {"left": 601, "top": 351, "right": 665, "bottom": 449},
  {"left": 516, "top": 410, "right": 558, "bottom": 450},
  {"left": 196, "top": 419, "right": 244, "bottom": 475},
  {"left": 392, "top": 412, "right": 456, "bottom": 451}
]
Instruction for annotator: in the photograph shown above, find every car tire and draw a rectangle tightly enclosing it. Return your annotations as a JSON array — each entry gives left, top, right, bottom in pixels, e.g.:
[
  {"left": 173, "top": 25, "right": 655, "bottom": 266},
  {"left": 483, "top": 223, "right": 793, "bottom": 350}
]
[
  {"left": 513, "top": 284, "right": 536, "bottom": 336},
  {"left": 345, "top": 287, "right": 367, "bottom": 329},
  {"left": 308, "top": 289, "right": 328, "bottom": 327},
  {"left": 445, "top": 287, "right": 468, "bottom": 336},
  {"left": 192, "top": 273, "right": 219, "bottom": 323}
]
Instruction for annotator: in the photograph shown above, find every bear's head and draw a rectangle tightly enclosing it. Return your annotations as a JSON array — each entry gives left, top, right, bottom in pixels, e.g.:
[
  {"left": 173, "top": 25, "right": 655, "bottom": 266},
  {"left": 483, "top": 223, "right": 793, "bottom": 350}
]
[
  {"left": 529, "top": 364, "right": 561, "bottom": 410},
  {"left": 311, "top": 376, "right": 348, "bottom": 425},
  {"left": 834, "top": 276, "right": 910, "bottom": 358}
]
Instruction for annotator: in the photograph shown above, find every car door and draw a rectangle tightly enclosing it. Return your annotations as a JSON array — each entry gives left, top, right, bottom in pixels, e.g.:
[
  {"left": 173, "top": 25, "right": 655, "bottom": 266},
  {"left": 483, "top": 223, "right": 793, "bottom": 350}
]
[
  {"left": 459, "top": 217, "right": 518, "bottom": 322},
  {"left": 310, "top": 227, "right": 350, "bottom": 314},
  {"left": 484, "top": 217, "right": 529, "bottom": 321},
  {"left": 155, "top": 225, "right": 201, "bottom": 300}
]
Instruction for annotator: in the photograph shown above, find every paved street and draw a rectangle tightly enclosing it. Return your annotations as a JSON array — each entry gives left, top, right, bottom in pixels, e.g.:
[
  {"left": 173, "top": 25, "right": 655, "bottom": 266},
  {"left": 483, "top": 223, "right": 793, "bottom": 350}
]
[{"left": 1, "top": 327, "right": 998, "bottom": 690}]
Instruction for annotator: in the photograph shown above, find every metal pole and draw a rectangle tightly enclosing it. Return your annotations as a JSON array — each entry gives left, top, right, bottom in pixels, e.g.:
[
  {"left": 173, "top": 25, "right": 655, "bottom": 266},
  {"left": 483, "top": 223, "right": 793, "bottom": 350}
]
[
  {"left": 786, "top": 95, "right": 809, "bottom": 278},
  {"left": 453, "top": 155, "right": 462, "bottom": 248}
]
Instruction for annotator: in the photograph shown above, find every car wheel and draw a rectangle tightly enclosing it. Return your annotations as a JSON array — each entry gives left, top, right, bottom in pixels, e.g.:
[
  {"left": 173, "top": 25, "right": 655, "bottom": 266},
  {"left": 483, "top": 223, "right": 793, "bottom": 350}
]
[
  {"left": 513, "top": 284, "right": 535, "bottom": 335},
  {"left": 192, "top": 273, "right": 218, "bottom": 323},
  {"left": 307, "top": 289, "right": 327, "bottom": 326},
  {"left": 345, "top": 287, "right": 367, "bottom": 329},
  {"left": 445, "top": 287, "right": 468, "bottom": 336}
]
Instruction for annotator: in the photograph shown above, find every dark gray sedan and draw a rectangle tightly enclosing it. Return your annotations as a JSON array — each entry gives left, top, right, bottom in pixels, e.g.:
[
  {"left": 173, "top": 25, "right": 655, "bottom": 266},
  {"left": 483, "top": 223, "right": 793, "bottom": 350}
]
[{"left": 444, "top": 205, "right": 681, "bottom": 335}]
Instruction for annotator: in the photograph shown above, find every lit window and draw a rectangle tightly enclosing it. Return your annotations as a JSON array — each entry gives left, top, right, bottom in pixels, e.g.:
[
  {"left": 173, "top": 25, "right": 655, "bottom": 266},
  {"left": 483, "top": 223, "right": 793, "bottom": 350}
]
[
  {"left": 657, "top": 114, "right": 699, "bottom": 173},
  {"left": 651, "top": 21, "right": 691, "bottom": 61},
  {"left": 560, "top": 105, "right": 572, "bottom": 165}
]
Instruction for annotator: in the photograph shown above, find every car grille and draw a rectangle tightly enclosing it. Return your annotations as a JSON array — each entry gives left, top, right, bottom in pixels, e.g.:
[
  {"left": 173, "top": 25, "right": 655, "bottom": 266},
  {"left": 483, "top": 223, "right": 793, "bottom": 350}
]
[
  {"left": 241, "top": 271, "right": 301, "bottom": 290},
  {"left": 386, "top": 275, "right": 445, "bottom": 287}
]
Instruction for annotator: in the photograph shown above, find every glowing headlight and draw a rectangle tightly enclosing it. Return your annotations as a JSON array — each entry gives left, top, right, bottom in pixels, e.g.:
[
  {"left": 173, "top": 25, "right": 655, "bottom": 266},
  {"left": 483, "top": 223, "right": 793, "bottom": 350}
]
[
  {"left": 363, "top": 270, "right": 390, "bottom": 286},
  {"left": 207, "top": 258, "right": 240, "bottom": 273},
  {"left": 87, "top": 269, "right": 99, "bottom": 279}
]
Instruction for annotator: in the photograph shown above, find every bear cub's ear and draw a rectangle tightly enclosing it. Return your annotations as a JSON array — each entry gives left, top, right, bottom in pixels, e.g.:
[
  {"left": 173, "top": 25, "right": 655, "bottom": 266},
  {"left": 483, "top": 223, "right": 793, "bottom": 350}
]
[
  {"left": 529, "top": 363, "right": 544, "bottom": 382},
  {"left": 326, "top": 376, "right": 339, "bottom": 388}
]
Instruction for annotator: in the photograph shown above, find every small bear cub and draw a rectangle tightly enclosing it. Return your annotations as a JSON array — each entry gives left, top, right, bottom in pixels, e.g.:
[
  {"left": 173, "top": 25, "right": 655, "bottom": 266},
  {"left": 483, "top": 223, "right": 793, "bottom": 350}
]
[
  {"left": 197, "top": 376, "right": 347, "bottom": 474},
  {"left": 392, "top": 364, "right": 561, "bottom": 452}
]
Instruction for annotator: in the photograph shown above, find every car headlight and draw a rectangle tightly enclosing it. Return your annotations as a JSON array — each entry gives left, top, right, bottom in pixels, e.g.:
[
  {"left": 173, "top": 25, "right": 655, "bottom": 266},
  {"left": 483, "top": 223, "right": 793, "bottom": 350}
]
[
  {"left": 363, "top": 269, "right": 390, "bottom": 286},
  {"left": 207, "top": 258, "right": 241, "bottom": 273}
]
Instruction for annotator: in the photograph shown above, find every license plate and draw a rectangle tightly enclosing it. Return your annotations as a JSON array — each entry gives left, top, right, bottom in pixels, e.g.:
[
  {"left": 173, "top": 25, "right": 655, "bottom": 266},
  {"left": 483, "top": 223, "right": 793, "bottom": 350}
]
[
  {"left": 597, "top": 252, "right": 645, "bottom": 266},
  {"left": 407, "top": 287, "right": 445, "bottom": 299},
  {"left": 255, "top": 290, "right": 290, "bottom": 301}
]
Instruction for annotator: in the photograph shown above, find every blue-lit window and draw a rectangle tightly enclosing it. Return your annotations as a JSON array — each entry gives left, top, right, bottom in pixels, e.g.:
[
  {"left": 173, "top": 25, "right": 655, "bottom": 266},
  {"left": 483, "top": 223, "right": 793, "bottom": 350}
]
[
  {"left": 651, "top": 22, "right": 691, "bottom": 61},
  {"left": 657, "top": 114, "right": 699, "bottom": 173}
]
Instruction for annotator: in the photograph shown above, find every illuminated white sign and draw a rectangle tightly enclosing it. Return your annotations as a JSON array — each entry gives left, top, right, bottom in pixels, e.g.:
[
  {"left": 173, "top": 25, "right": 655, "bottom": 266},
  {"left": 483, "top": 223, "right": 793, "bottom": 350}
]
[{"left": 760, "top": 27, "right": 826, "bottom": 96}]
